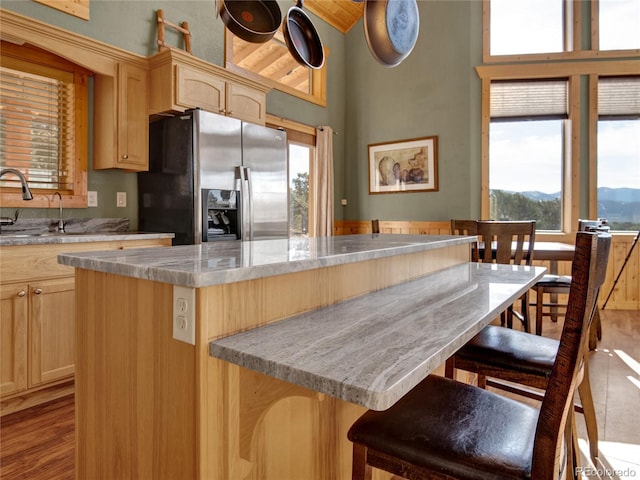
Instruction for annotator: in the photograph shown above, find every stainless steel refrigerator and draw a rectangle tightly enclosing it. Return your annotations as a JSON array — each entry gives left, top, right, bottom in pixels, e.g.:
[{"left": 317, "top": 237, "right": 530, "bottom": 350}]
[{"left": 138, "top": 109, "right": 288, "bottom": 245}]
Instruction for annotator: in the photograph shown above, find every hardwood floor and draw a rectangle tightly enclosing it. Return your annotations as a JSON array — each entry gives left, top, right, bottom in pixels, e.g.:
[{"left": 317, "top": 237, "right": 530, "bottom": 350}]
[
  {"left": 0, "top": 394, "right": 74, "bottom": 480},
  {"left": 0, "top": 310, "right": 638, "bottom": 480}
]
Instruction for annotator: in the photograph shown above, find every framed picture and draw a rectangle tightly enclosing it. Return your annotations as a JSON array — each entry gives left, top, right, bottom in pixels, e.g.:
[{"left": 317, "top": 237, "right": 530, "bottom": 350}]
[{"left": 368, "top": 136, "right": 438, "bottom": 194}]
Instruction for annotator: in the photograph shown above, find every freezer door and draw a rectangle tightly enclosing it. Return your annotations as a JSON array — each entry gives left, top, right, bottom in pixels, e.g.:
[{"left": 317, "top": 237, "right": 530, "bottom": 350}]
[
  {"left": 242, "top": 123, "right": 289, "bottom": 240},
  {"left": 138, "top": 115, "right": 196, "bottom": 245},
  {"left": 195, "top": 110, "right": 242, "bottom": 190}
]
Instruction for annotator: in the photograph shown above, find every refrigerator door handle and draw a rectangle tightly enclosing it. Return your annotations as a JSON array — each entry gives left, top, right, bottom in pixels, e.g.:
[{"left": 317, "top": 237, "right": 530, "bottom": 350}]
[
  {"left": 236, "top": 165, "right": 250, "bottom": 241},
  {"left": 245, "top": 167, "right": 254, "bottom": 241}
]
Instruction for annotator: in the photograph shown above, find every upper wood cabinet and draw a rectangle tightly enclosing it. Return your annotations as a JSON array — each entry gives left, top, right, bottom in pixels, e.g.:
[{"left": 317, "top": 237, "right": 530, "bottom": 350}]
[
  {"left": 149, "top": 49, "right": 271, "bottom": 125},
  {"left": 94, "top": 62, "right": 149, "bottom": 171}
]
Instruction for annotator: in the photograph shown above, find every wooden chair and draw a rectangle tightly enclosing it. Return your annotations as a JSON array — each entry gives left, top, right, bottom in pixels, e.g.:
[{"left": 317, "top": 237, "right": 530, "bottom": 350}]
[
  {"left": 447, "top": 227, "right": 612, "bottom": 463},
  {"left": 371, "top": 219, "right": 380, "bottom": 234},
  {"left": 475, "top": 220, "right": 536, "bottom": 332},
  {"left": 348, "top": 231, "right": 611, "bottom": 480},
  {"left": 533, "top": 219, "right": 607, "bottom": 337}
]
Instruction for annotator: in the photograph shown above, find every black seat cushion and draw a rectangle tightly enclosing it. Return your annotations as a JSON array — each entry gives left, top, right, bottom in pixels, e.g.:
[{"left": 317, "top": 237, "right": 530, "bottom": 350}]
[
  {"left": 534, "top": 274, "right": 572, "bottom": 289},
  {"left": 455, "top": 325, "right": 559, "bottom": 378},
  {"left": 348, "top": 375, "right": 539, "bottom": 480}
]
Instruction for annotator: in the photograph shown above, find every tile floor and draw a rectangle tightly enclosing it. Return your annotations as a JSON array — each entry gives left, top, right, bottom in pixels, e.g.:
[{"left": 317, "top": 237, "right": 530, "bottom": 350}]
[{"left": 507, "top": 310, "right": 640, "bottom": 480}]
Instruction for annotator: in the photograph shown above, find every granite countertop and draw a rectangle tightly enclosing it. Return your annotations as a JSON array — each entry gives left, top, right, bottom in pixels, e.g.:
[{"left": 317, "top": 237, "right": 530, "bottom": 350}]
[
  {"left": 210, "top": 262, "right": 547, "bottom": 410},
  {"left": 0, "top": 231, "right": 175, "bottom": 246},
  {"left": 57, "top": 234, "right": 475, "bottom": 288}
]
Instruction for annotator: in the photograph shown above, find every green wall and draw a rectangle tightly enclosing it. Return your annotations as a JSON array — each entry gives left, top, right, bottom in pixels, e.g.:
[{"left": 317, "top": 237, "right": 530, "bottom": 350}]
[
  {"left": 1, "top": 0, "right": 482, "bottom": 227},
  {"left": 344, "top": 0, "right": 483, "bottom": 221}
]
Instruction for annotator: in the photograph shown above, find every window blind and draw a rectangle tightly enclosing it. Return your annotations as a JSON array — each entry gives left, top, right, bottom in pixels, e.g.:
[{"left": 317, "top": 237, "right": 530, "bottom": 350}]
[
  {"left": 0, "top": 66, "right": 75, "bottom": 190},
  {"left": 598, "top": 76, "right": 640, "bottom": 119},
  {"left": 490, "top": 79, "right": 568, "bottom": 121}
]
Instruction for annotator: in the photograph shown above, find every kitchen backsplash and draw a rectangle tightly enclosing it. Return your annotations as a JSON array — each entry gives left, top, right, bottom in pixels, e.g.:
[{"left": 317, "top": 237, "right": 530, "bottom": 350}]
[{"left": 0, "top": 217, "right": 129, "bottom": 234}]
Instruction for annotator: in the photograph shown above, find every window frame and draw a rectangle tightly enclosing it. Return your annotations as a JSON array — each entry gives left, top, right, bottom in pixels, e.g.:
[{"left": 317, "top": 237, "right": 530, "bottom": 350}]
[
  {"left": 0, "top": 41, "right": 90, "bottom": 209},
  {"left": 225, "top": 29, "right": 327, "bottom": 107},
  {"left": 481, "top": 0, "right": 640, "bottom": 240},
  {"left": 589, "top": 74, "right": 640, "bottom": 228},
  {"left": 266, "top": 114, "right": 317, "bottom": 235},
  {"left": 481, "top": 73, "right": 579, "bottom": 238},
  {"left": 483, "top": 0, "right": 640, "bottom": 64}
]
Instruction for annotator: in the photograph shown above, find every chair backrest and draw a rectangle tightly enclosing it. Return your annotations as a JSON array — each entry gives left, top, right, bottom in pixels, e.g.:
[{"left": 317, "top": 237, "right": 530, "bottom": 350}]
[
  {"left": 578, "top": 218, "right": 609, "bottom": 233},
  {"left": 474, "top": 220, "right": 536, "bottom": 265},
  {"left": 371, "top": 219, "right": 380, "bottom": 234},
  {"left": 450, "top": 219, "right": 477, "bottom": 236},
  {"left": 532, "top": 230, "right": 611, "bottom": 478}
]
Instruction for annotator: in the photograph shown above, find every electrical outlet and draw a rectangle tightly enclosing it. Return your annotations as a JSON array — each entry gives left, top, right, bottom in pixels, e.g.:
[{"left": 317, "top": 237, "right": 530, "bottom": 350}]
[
  {"left": 116, "top": 191, "right": 127, "bottom": 208},
  {"left": 87, "top": 190, "right": 98, "bottom": 207},
  {"left": 341, "top": 198, "right": 347, "bottom": 206},
  {"left": 173, "top": 286, "right": 196, "bottom": 344}
]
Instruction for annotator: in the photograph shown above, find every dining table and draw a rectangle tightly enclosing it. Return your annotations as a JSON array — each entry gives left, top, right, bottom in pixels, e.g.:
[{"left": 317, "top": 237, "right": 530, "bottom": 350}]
[{"left": 532, "top": 241, "right": 575, "bottom": 272}]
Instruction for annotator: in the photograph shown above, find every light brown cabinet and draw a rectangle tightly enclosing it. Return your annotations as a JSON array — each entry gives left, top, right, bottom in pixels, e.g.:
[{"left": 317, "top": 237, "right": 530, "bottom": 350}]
[
  {"left": 0, "top": 236, "right": 172, "bottom": 414},
  {"left": 0, "top": 283, "right": 28, "bottom": 396},
  {"left": 149, "top": 49, "right": 270, "bottom": 125},
  {"left": 94, "top": 62, "right": 149, "bottom": 171},
  {"left": 0, "top": 278, "right": 75, "bottom": 397}
]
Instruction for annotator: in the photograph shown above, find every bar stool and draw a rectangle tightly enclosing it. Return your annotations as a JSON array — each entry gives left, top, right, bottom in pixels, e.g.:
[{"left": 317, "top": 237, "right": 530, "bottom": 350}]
[
  {"left": 532, "top": 219, "right": 607, "bottom": 337},
  {"left": 347, "top": 231, "right": 611, "bottom": 480},
  {"left": 447, "top": 227, "right": 612, "bottom": 464},
  {"left": 475, "top": 220, "right": 536, "bottom": 332}
]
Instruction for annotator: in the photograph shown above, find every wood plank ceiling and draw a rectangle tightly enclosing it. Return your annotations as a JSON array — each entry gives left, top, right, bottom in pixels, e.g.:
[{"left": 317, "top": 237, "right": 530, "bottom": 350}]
[
  {"left": 305, "top": 0, "right": 364, "bottom": 34},
  {"left": 229, "top": 0, "right": 363, "bottom": 91}
]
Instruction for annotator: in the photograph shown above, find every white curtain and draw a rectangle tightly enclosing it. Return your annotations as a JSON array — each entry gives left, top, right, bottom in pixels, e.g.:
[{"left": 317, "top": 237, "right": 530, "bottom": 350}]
[{"left": 313, "top": 126, "right": 334, "bottom": 237}]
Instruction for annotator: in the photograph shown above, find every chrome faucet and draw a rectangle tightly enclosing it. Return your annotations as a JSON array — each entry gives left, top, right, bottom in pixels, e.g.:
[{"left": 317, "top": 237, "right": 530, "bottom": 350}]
[
  {"left": 52, "top": 192, "right": 65, "bottom": 233},
  {"left": 0, "top": 168, "right": 33, "bottom": 200}
]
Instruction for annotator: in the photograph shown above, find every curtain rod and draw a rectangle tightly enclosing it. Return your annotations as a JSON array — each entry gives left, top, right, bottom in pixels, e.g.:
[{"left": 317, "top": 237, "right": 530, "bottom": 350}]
[{"left": 317, "top": 126, "right": 338, "bottom": 135}]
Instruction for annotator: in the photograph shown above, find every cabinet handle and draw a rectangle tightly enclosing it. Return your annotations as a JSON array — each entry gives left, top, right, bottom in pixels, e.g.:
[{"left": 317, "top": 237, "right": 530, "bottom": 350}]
[
  {"left": 34, "top": 288, "right": 43, "bottom": 295},
  {"left": 122, "top": 154, "right": 129, "bottom": 160},
  {"left": 17, "top": 290, "right": 26, "bottom": 297}
]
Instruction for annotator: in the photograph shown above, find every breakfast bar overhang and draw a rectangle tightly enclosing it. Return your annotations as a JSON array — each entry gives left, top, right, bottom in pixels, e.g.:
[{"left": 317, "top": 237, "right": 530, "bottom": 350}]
[{"left": 58, "top": 234, "right": 545, "bottom": 480}]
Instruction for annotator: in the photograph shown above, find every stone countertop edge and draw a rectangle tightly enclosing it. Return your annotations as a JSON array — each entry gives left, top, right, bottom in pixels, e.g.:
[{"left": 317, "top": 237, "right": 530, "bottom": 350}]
[
  {"left": 0, "top": 232, "right": 175, "bottom": 246},
  {"left": 209, "top": 263, "right": 547, "bottom": 411},
  {"left": 56, "top": 234, "right": 475, "bottom": 288}
]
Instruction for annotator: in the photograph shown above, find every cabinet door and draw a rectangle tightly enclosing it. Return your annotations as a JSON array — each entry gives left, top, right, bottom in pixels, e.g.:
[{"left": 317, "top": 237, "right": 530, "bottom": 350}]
[
  {"left": 116, "top": 62, "right": 149, "bottom": 171},
  {"left": 0, "top": 284, "right": 28, "bottom": 396},
  {"left": 29, "top": 277, "right": 75, "bottom": 387},
  {"left": 175, "top": 63, "right": 226, "bottom": 114},
  {"left": 226, "top": 82, "right": 266, "bottom": 125}
]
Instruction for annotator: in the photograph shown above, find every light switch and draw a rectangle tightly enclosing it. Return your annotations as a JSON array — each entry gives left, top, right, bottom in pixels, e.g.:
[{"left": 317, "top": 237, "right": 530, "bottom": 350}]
[
  {"left": 116, "top": 192, "right": 126, "bottom": 207},
  {"left": 88, "top": 191, "right": 98, "bottom": 207}
]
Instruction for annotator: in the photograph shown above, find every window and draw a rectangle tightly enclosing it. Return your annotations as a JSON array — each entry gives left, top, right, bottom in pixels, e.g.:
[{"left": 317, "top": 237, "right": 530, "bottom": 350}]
[
  {"left": 1, "top": 67, "right": 74, "bottom": 190},
  {"left": 225, "top": 30, "right": 327, "bottom": 106},
  {"left": 0, "top": 41, "right": 89, "bottom": 208},
  {"left": 489, "top": 80, "right": 568, "bottom": 230},
  {"left": 488, "top": 0, "right": 566, "bottom": 56},
  {"left": 481, "top": 0, "right": 640, "bottom": 239},
  {"left": 596, "top": 76, "right": 640, "bottom": 231},
  {"left": 289, "top": 144, "right": 313, "bottom": 237},
  {"left": 266, "top": 116, "right": 317, "bottom": 237},
  {"left": 597, "top": 0, "right": 640, "bottom": 51}
]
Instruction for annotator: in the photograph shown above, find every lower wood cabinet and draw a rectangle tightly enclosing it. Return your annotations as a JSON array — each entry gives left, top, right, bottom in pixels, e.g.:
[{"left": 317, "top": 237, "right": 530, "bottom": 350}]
[
  {"left": 0, "top": 278, "right": 75, "bottom": 397},
  {"left": 0, "top": 236, "right": 171, "bottom": 414}
]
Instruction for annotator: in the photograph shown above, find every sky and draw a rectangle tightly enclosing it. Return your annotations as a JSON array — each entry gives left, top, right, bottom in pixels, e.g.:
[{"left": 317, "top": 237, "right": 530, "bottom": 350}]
[{"left": 490, "top": 120, "right": 640, "bottom": 193}]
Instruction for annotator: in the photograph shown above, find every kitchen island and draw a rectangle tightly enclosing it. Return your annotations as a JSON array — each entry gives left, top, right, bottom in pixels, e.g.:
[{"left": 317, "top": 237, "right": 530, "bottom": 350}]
[{"left": 58, "top": 234, "right": 544, "bottom": 480}]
